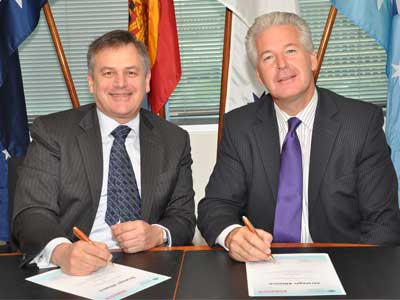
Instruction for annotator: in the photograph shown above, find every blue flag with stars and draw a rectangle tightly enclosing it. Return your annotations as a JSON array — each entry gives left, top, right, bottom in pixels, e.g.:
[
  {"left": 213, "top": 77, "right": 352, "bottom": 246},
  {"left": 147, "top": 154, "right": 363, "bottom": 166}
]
[
  {"left": 0, "top": 0, "right": 47, "bottom": 241},
  {"left": 386, "top": 6, "right": 400, "bottom": 204},
  {"left": 330, "top": 0, "right": 400, "bottom": 203}
]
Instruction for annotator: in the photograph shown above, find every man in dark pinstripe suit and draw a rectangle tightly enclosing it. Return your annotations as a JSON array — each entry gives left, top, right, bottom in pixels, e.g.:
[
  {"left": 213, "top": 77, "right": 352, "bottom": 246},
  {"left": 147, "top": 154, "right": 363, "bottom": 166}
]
[
  {"left": 12, "top": 30, "right": 195, "bottom": 275},
  {"left": 198, "top": 12, "right": 400, "bottom": 262}
]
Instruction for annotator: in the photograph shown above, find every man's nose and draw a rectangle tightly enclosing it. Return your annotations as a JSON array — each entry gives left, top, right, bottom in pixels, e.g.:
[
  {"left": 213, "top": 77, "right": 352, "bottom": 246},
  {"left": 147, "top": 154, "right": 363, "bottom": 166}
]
[
  {"left": 276, "top": 54, "right": 288, "bottom": 69},
  {"left": 113, "top": 73, "right": 127, "bottom": 87}
]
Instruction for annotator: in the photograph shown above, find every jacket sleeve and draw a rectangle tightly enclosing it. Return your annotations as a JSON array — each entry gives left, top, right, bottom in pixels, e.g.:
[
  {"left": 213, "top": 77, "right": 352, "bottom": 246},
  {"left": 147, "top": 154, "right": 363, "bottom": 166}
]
[{"left": 357, "top": 107, "right": 400, "bottom": 245}]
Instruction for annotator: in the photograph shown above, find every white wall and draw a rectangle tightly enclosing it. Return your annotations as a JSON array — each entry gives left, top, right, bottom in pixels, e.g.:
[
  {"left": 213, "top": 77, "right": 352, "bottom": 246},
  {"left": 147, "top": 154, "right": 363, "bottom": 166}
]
[{"left": 181, "top": 124, "right": 218, "bottom": 245}]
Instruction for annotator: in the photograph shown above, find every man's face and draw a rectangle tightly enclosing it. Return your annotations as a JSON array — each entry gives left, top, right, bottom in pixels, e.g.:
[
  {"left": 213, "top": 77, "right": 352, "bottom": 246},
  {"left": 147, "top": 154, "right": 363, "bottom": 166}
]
[
  {"left": 88, "top": 44, "right": 150, "bottom": 124},
  {"left": 255, "top": 25, "right": 317, "bottom": 110}
]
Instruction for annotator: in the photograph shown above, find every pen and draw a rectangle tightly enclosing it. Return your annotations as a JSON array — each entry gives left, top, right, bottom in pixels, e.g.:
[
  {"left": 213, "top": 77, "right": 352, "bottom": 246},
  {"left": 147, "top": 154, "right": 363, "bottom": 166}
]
[
  {"left": 73, "top": 226, "right": 95, "bottom": 245},
  {"left": 242, "top": 216, "right": 275, "bottom": 262},
  {"left": 73, "top": 226, "right": 113, "bottom": 264}
]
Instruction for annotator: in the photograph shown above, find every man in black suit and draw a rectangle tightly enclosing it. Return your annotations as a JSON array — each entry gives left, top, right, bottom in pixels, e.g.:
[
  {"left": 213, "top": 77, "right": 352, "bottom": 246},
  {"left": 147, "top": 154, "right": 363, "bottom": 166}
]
[
  {"left": 198, "top": 11, "right": 400, "bottom": 262},
  {"left": 12, "top": 30, "right": 195, "bottom": 275}
]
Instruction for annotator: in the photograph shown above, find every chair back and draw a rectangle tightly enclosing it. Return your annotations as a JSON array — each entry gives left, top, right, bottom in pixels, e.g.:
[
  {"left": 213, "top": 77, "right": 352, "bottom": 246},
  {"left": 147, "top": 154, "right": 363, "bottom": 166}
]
[{"left": 7, "top": 156, "right": 24, "bottom": 252}]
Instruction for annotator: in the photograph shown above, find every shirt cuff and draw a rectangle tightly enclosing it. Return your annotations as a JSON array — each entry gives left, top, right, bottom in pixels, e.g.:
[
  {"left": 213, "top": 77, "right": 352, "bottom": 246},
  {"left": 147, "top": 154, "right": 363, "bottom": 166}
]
[
  {"left": 216, "top": 224, "right": 242, "bottom": 251},
  {"left": 152, "top": 224, "right": 172, "bottom": 246},
  {"left": 31, "top": 237, "right": 71, "bottom": 269}
]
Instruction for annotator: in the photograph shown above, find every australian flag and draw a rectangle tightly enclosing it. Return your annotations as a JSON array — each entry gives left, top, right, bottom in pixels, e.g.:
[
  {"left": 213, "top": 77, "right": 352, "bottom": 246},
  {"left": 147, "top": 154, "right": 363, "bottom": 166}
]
[
  {"left": 0, "top": 0, "right": 47, "bottom": 241},
  {"left": 330, "top": 0, "right": 400, "bottom": 204}
]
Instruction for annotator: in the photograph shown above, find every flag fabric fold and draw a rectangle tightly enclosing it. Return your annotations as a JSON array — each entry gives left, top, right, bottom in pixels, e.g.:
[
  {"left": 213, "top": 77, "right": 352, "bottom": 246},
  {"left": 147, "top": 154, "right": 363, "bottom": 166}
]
[
  {"left": 217, "top": 0, "right": 299, "bottom": 113},
  {"left": 330, "top": 0, "right": 400, "bottom": 203},
  {"left": 386, "top": 10, "right": 400, "bottom": 202},
  {"left": 0, "top": 0, "right": 47, "bottom": 241},
  {"left": 129, "top": 0, "right": 181, "bottom": 114}
]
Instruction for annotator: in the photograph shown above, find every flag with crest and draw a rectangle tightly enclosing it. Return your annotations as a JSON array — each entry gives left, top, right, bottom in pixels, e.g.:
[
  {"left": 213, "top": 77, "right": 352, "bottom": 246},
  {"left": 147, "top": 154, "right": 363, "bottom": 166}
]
[{"left": 128, "top": 0, "right": 181, "bottom": 114}]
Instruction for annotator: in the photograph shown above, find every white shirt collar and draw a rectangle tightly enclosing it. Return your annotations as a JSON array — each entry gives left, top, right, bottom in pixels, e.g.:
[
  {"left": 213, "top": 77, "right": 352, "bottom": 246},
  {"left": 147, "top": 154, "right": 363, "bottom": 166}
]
[
  {"left": 96, "top": 108, "right": 140, "bottom": 139},
  {"left": 275, "top": 89, "right": 318, "bottom": 132}
]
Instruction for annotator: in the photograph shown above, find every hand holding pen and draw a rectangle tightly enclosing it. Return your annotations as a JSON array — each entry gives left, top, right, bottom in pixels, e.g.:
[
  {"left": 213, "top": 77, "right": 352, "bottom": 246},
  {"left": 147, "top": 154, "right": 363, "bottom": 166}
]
[
  {"left": 242, "top": 216, "right": 275, "bottom": 262},
  {"left": 50, "top": 227, "right": 112, "bottom": 276},
  {"left": 225, "top": 216, "right": 274, "bottom": 263}
]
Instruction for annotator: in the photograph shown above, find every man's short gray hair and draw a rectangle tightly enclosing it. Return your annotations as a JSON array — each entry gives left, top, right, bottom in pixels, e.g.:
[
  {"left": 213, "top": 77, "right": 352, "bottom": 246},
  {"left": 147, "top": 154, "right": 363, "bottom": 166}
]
[
  {"left": 245, "top": 11, "right": 314, "bottom": 67},
  {"left": 87, "top": 30, "right": 150, "bottom": 75}
]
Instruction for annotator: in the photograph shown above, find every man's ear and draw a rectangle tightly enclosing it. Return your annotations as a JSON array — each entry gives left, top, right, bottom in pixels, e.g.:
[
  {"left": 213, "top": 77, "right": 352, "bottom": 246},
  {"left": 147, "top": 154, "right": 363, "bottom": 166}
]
[
  {"left": 87, "top": 73, "right": 94, "bottom": 94},
  {"left": 145, "top": 72, "right": 151, "bottom": 93},
  {"left": 310, "top": 51, "right": 318, "bottom": 72},
  {"left": 256, "top": 69, "right": 264, "bottom": 85}
]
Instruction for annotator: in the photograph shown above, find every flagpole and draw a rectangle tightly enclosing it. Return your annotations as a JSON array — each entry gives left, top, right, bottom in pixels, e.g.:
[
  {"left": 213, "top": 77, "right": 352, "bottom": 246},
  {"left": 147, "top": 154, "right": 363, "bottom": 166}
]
[
  {"left": 158, "top": 107, "right": 166, "bottom": 119},
  {"left": 43, "top": 2, "right": 80, "bottom": 109},
  {"left": 218, "top": 8, "right": 233, "bottom": 144},
  {"left": 313, "top": 6, "right": 337, "bottom": 81}
]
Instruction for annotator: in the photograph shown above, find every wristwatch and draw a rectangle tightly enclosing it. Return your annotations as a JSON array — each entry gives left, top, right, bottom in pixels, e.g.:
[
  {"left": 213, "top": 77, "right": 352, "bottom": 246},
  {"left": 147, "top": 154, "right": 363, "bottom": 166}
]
[{"left": 162, "top": 229, "right": 169, "bottom": 245}]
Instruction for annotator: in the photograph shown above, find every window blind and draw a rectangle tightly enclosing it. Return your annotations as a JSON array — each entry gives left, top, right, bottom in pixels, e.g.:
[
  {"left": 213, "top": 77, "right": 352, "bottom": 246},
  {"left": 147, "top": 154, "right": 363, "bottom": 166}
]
[
  {"left": 299, "top": 0, "right": 388, "bottom": 108},
  {"left": 19, "top": 0, "right": 127, "bottom": 122},
  {"left": 168, "top": 0, "right": 225, "bottom": 124},
  {"left": 19, "top": 0, "right": 225, "bottom": 125},
  {"left": 19, "top": 0, "right": 387, "bottom": 124}
]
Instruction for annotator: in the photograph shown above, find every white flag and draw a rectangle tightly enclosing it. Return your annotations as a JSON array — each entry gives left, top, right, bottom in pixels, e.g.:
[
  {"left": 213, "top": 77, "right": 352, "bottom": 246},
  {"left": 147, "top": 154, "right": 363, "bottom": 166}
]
[{"left": 218, "top": 0, "right": 300, "bottom": 112}]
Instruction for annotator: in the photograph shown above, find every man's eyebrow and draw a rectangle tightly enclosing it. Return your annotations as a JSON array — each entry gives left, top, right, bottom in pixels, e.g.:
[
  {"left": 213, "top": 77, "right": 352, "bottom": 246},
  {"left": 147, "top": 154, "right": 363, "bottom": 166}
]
[
  {"left": 259, "top": 50, "right": 272, "bottom": 56},
  {"left": 126, "top": 66, "right": 140, "bottom": 71},
  {"left": 259, "top": 43, "right": 299, "bottom": 55},
  {"left": 99, "top": 66, "right": 114, "bottom": 72},
  {"left": 284, "top": 43, "right": 298, "bottom": 48},
  {"left": 98, "top": 66, "right": 141, "bottom": 72}
]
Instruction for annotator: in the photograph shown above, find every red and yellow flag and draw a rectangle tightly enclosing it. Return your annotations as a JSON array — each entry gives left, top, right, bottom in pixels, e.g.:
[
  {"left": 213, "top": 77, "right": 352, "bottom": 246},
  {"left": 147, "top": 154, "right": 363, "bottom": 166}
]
[{"left": 129, "top": 0, "right": 181, "bottom": 114}]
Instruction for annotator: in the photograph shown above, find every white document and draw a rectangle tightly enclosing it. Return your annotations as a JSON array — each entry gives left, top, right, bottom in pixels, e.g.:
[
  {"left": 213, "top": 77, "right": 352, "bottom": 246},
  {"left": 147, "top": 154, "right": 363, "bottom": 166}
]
[
  {"left": 26, "top": 263, "right": 170, "bottom": 300},
  {"left": 246, "top": 253, "right": 346, "bottom": 297}
]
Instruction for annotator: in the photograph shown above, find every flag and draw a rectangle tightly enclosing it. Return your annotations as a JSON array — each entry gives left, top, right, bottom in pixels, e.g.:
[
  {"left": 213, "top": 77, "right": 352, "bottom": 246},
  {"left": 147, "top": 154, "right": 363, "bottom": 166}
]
[
  {"left": 386, "top": 3, "right": 400, "bottom": 203},
  {"left": 128, "top": 0, "right": 181, "bottom": 114},
  {"left": 0, "top": 0, "right": 47, "bottom": 241},
  {"left": 330, "top": 0, "right": 400, "bottom": 203},
  {"left": 217, "top": 0, "right": 299, "bottom": 113}
]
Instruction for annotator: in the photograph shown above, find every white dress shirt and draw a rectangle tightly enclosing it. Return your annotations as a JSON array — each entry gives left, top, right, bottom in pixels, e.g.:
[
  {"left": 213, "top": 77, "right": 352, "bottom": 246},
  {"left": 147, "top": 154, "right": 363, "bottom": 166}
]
[
  {"left": 33, "top": 109, "right": 170, "bottom": 268},
  {"left": 89, "top": 109, "right": 142, "bottom": 249},
  {"left": 216, "top": 90, "right": 318, "bottom": 249}
]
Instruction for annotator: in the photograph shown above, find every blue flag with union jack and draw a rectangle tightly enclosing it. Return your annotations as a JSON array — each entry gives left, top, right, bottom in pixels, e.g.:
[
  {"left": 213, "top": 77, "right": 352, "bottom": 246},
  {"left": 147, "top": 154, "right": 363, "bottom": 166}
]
[{"left": 0, "top": 0, "right": 47, "bottom": 241}]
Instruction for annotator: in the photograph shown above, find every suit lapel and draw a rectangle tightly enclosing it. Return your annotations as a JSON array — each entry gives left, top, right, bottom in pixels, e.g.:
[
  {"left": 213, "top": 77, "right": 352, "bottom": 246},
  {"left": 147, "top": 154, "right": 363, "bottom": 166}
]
[
  {"left": 77, "top": 106, "right": 103, "bottom": 221},
  {"left": 253, "top": 96, "right": 281, "bottom": 202},
  {"left": 308, "top": 89, "right": 340, "bottom": 213},
  {"left": 139, "top": 111, "right": 164, "bottom": 221}
]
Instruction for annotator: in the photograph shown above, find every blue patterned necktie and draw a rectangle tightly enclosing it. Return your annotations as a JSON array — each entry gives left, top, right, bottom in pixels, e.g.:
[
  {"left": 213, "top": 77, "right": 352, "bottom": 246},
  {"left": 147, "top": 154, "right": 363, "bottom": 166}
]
[
  {"left": 273, "top": 117, "right": 303, "bottom": 242},
  {"left": 105, "top": 125, "right": 142, "bottom": 226}
]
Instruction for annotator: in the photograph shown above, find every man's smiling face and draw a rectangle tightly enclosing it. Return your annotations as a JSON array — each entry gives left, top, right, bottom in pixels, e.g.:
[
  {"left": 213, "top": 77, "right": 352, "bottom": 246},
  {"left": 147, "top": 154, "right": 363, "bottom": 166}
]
[
  {"left": 88, "top": 43, "right": 150, "bottom": 124},
  {"left": 255, "top": 24, "right": 317, "bottom": 111}
]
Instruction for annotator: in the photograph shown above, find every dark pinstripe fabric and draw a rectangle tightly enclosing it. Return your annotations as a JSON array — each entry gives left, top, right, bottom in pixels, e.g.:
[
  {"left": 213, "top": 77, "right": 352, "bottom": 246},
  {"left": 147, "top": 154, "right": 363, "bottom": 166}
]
[
  {"left": 11, "top": 104, "right": 195, "bottom": 263},
  {"left": 198, "top": 87, "right": 400, "bottom": 246}
]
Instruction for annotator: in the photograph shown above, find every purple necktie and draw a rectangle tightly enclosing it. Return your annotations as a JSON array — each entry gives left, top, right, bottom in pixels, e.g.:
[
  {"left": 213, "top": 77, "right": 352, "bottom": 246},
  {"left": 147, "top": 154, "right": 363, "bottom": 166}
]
[{"left": 273, "top": 117, "right": 302, "bottom": 242}]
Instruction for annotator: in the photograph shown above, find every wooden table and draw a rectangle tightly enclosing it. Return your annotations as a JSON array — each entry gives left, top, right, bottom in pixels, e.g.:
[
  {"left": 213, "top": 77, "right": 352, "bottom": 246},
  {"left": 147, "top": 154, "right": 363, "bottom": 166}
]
[{"left": 1, "top": 243, "right": 398, "bottom": 299}]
